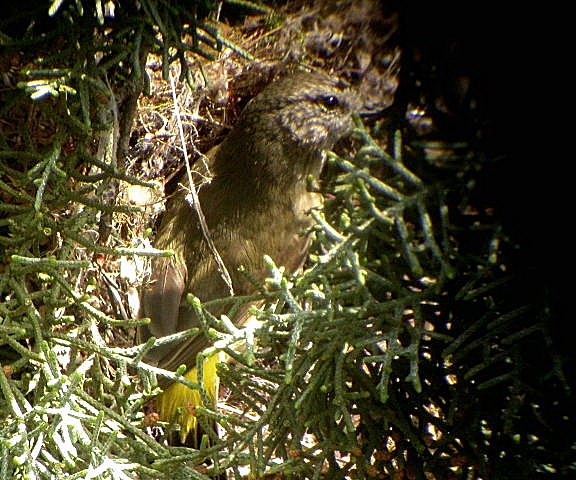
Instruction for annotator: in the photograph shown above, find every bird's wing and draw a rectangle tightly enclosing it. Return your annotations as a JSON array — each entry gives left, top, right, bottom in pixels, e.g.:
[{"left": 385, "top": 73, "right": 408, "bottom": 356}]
[{"left": 139, "top": 253, "right": 187, "bottom": 366}]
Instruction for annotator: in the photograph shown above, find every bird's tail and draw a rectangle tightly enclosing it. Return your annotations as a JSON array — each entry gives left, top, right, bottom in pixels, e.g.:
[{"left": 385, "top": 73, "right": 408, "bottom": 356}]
[{"left": 157, "top": 352, "right": 223, "bottom": 446}]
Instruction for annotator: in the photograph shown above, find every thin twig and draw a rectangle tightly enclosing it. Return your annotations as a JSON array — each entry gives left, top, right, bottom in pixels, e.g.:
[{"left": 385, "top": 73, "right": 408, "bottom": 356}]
[{"left": 169, "top": 72, "right": 234, "bottom": 296}]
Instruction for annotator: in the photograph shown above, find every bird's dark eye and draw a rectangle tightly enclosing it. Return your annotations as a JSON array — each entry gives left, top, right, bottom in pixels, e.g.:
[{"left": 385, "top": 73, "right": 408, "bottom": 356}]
[{"left": 318, "top": 95, "right": 340, "bottom": 110}]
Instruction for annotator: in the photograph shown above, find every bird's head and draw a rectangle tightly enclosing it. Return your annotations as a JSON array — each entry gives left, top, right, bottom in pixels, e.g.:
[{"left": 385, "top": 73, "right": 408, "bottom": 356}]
[
  {"left": 213, "top": 71, "right": 358, "bottom": 188},
  {"left": 242, "top": 71, "right": 358, "bottom": 152}
]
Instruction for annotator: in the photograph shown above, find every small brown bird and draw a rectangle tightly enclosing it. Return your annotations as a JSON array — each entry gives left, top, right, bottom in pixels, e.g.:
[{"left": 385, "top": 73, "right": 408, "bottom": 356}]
[{"left": 139, "top": 70, "right": 356, "bottom": 445}]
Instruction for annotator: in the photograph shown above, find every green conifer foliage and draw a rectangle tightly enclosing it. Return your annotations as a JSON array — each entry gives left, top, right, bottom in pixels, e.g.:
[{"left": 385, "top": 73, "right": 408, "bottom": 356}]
[{"left": 1, "top": 2, "right": 572, "bottom": 480}]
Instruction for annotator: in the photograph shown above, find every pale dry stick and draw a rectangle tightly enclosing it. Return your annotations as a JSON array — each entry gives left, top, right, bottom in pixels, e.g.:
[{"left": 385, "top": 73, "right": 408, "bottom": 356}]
[{"left": 168, "top": 72, "right": 235, "bottom": 296}]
